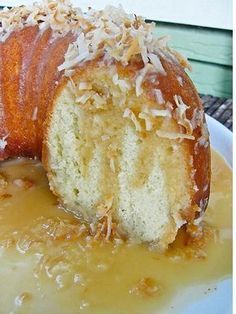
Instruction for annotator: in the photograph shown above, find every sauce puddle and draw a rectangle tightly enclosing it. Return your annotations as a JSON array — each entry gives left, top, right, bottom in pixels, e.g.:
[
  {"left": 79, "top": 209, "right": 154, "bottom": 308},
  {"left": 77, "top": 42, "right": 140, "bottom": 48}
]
[{"left": 0, "top": 150, "right": 232, "bottom": 313}]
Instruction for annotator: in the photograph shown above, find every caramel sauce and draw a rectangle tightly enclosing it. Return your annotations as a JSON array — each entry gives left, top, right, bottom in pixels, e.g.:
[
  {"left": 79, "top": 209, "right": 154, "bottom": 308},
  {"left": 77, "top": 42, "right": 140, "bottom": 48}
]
[{"left": 0, "top": 150, "right": 231, "bottom": 313}]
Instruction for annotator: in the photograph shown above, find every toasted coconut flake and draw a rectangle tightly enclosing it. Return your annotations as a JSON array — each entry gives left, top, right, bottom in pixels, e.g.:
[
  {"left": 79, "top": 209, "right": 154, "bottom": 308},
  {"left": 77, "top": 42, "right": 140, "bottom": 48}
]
[
  {"left": 191, "top": 108, "right": 204, "bottom": 130},
  {"left": 109, "top": 158, "right": 116, "bottom": 173},
  {"left": 150, "top": 109, "right": 171, "bottom": 118},
  {"left": 123, "top": 108, "right": 142, "bottom": 132},
  {"left": 0, "top": 134, "right": 8, "bottom": 150},
  {"left": 138, "top": 112, "right": 153, "bottom": 131},
  {"left": 165, "top": 101, "right": 174, "bottom": 111},
  {"left": 135, "top": 64, "right": 154, "bottom": 96},
  {"left": 201, "top": 122, "right": 210, "bottom": 139},
  {"left": 31, "top": 106, "right": 38, "bottom": 121},
  {"left": 0, "top": 0, "right": 85, "bottom": 42},
  {"left": 96, "top": 196, "right": 113, "bottom": 218},
  {"left": 78, "top": 82, "right": 92, "bottom": 90},
  {"left": 76, "top": 91, "right": 95, "bottom": 104},
  {"left": 138, "top": 104, "right": 172, "bottom": 131},
  {"left": 154, "top": 89, "right": 165, "bottom": 104},
  {"left": 96, "top": 196, "right": 114, "bottom": 240},
  {"left": 174, "top": 95, "right": 193, "bottom": 135},
  {"left": 65, "top": 69, "right": 76, "bottom": 77},
  {"left": 122, "top": 38, "right": 141, "bottom": 63},
  {"left": 156, "top": 130, "right": 195, "bottom": 140},
  {"left": 138, "top": 33, "right": 149, "bottom": 64},
  {"left": 148, "top": 53, "right": 166, "bottom": 75},
  {"left": 177, "top": 76, "right": 183, "bottom": 86},
  {"left": 57, "top": 3, "right": 189, "bottom": 96},
  {"left": 198, "top": 136, "right": 209, "bottom": 148},
  {"left": 92, "top": 93, "right": 107, "bottom": 109},
  {"left": 197, "top": 123, "right": 209, "bottom": 148},
  {"left": 67, "top": 77, "right": 76, "bottom": 95},
  {"left": 112, "top": 74, "right": 131, "bottom": 92}
]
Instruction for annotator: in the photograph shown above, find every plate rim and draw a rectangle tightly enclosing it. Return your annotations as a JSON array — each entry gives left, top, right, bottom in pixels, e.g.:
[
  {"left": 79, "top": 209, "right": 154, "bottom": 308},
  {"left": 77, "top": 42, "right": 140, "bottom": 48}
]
[{"left": 206, "top": 114, "right": 232, "bottom": 167}]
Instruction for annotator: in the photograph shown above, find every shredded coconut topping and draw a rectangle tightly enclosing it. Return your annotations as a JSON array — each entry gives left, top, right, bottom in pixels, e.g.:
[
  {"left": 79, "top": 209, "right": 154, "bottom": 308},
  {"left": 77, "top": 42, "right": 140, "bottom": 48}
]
[
  {"left": 57, "top": 3, "right": 188, "bottom": 90},
  {"left": 147, "top": 53, "right": 166, "bottom": 75},
  {"left": 112, "top": 74, "right": 131, "bottom": 92},
  {"left": 0, "top": 134, "right": 8, "bottom": 150},
  {"left": 154, "top": 89, "right": 165, "bottom": 104},
  {"left": 32, "top": 106, "right": 38, "bottom": 121},
  {"left": 1, "top": 0, "right": 191, "bottom": 91},
  {"left": 0, "top": 0, "right": 86, "bottom": 42},
  {"left": 150, "top": 109, "right": 171, "bottom": 118},
  {"left": 135, "top": 64, "right": 154, "bottom": 96},
  {"left": 197, "top": 122, "right": 209, "bottom": 148},
  {"left": 173, "top": 95, "right": 193, "bottom": 135}
]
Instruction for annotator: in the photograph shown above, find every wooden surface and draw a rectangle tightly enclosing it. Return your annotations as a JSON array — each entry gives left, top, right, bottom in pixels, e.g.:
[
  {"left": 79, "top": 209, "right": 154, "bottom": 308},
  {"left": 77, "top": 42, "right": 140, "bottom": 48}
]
[{"left": 201, "top": 95, "right": 232, "bottom": 130}]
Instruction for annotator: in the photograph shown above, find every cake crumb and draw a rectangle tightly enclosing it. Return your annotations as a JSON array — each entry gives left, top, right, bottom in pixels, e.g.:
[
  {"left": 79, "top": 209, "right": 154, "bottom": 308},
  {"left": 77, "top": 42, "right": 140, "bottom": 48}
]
[{"left": 129, "top": 277, "right": 161, "bottom": 297}]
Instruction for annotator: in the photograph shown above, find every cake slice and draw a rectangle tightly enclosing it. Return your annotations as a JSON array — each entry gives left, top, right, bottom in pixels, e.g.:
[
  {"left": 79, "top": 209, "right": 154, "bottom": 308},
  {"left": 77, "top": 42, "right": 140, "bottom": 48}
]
[{"left": 42, "top": 6, "right": 210, "bottom": 248}]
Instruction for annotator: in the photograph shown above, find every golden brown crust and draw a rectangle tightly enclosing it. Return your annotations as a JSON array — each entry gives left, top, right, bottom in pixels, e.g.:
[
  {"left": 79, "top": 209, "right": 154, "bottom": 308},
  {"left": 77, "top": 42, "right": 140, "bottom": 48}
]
[
  {"left": 143, "top": 54, "right": 210, "bottom": 218},
  {"left": 0, "top": 26, "right": 74, "bottom": 160},
  {"left": 43, "top": 54, "right": 210, "bottom": 220}
]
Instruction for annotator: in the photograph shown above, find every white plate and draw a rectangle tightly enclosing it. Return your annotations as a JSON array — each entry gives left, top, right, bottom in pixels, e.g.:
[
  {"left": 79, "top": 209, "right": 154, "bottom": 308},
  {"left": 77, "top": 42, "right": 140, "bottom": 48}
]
[
  {"left": 206, "top": 114, "right": 232, "bottom": 168},
  {"left": 170, "top": 114, "right": 232, "bottom": 314}
]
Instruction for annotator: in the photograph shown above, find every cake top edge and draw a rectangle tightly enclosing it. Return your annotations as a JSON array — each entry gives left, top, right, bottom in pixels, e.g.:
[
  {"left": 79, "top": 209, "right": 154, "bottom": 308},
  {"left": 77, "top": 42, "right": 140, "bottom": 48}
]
[{"left": 0, "top": 0, "right": 191, "bottom": 71}]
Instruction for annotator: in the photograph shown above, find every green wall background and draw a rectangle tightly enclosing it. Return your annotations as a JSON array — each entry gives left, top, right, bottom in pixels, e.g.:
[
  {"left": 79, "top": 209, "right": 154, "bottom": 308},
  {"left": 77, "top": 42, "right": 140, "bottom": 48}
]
[{"left": 152, "top": 22, "right": 232, "bottom": 98}]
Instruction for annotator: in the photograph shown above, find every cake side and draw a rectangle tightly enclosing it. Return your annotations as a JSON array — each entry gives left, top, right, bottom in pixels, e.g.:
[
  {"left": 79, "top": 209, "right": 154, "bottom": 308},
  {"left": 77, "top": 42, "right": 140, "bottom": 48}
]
[{"left": 0, "top": 0, "right": 86, "bottom": 159}]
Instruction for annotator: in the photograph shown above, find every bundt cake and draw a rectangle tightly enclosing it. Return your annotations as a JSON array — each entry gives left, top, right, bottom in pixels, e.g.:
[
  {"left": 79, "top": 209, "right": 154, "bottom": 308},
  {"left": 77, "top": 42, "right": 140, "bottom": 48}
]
[{"left": 0, "top": 1, "right": 210, "bottom": 248}]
